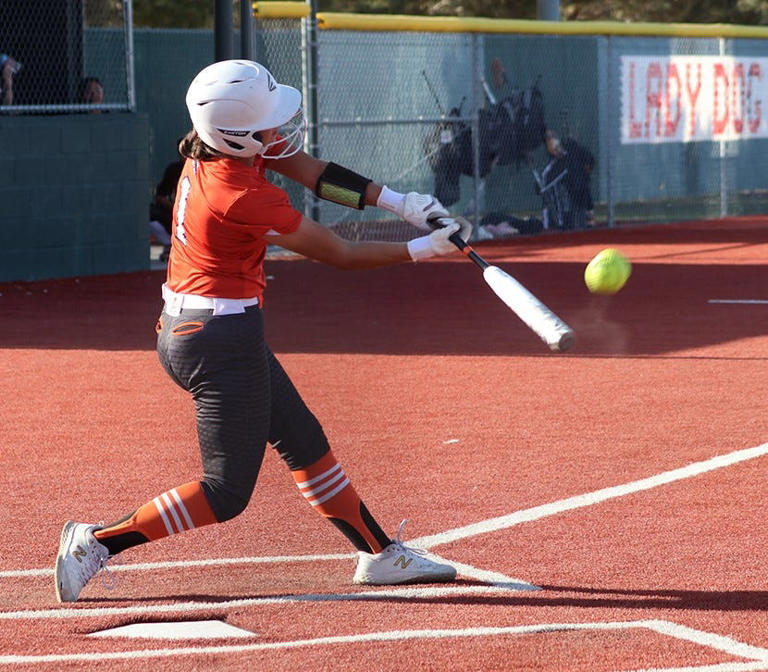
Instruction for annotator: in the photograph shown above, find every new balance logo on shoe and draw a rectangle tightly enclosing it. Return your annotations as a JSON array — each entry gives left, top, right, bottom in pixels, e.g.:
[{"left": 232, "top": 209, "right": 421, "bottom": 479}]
[
  {"left": 393, "top": 555, "right": 412, "bottom": 569},
  {"left": 55, "top": 521, "right": 111, "bottom": 603},
  {"left": 353, "top": 521, "right": 457, "bottom": 585}
]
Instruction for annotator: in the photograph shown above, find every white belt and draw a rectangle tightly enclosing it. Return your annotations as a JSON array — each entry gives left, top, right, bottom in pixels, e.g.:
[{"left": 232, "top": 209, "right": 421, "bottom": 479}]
[{"left": 162, "top": 284, "right": 259, "bottom": 317}]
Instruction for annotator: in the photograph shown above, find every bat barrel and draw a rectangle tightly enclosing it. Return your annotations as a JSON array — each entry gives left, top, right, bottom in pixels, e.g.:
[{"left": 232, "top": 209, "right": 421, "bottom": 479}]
[
  {"left": 428, "top": 215, "right": 574, "bottom": 353},
  {"left": 551, "top": 329, "right": 575, "bottom": 353},
  {"left": 482, "top": 265, "right": 575, "bottom": 353}
]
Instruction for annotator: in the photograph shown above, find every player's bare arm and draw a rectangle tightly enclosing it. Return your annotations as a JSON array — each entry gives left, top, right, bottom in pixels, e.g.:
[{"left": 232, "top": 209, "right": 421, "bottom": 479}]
[
  {"left": 267, "top": 152, "right": 449, "bottom": 228},
  {"left": 265, "top": 216, "right": 468, "bottom": 269},
  {"left": 267, "top": 152, "right": 384, "bottom": 207}
]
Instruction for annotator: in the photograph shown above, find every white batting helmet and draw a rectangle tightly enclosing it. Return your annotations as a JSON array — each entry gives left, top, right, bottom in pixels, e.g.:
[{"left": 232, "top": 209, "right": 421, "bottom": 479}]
[{"left": 186, "top": 60, "right": 305, "bottom": 159}]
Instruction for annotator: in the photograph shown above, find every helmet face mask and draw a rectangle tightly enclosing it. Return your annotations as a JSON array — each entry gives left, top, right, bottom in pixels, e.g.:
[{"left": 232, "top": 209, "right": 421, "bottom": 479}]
[
  {"left": 186, "top": 60, "right": 305, "bottom": 159},
  {"left": 261, "top": 107, "right": 306, "bottom": 159}
]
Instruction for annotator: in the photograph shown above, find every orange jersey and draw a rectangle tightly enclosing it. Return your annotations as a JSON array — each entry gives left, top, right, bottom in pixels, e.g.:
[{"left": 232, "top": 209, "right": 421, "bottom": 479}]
[{"left": 166, "top": 157, "right": 302, "bottom": 300}]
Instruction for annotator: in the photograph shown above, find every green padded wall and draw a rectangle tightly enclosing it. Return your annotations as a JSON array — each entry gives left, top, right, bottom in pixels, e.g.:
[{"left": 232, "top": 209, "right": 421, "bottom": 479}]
[{"left": 0, "top": 113, "right": 151, "bottom": 282}]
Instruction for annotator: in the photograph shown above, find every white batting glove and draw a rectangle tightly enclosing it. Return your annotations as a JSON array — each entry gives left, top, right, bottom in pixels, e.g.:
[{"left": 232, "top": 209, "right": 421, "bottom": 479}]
[
  {"left": 406, "top": 217, "right": 471, "bottom": 261},
  {"left": 377, "top": 186, "right": 449, "bottom": 232},
  {"left": 430, "top": 215, "right": 472, "bottom": 243}
]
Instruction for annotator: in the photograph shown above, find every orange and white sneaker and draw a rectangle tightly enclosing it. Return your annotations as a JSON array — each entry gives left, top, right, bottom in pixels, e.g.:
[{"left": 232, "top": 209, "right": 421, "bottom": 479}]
[
  {"left": 54, "top": 521, "right": 111, "bottom": 603},
  {"left": 353, "top": 520, "right": 456, "bottom": 585}
]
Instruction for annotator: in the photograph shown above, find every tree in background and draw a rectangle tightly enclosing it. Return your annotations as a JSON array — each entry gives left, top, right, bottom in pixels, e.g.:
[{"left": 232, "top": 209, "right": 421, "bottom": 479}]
[
  {"left": 561, "top": 0, "right": 768, "bottom": 22},
  {"left": 319, "top": 0, "right": 538, "bottom": 17},
  {"left": 122, "top": 0, "right": 768, "bottom": 25},
  {"left": 132, "top": 0, "right": 220, "bottom": 28}
]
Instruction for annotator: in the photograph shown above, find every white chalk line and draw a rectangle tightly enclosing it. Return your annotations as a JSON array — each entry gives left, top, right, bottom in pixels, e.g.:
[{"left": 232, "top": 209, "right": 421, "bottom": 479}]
[
  {"left": 708, "top": 299, "right": 768, "bottom": 304},
  {"left": 1, "top": 619, "right": 767, "bottom": 667},
  {"left": 0, "top": 553, "right": 354, "bottom": 579},
  {"left": 3, "top": 442, "right": 768, "bottom": 666},
  {"left": 642, "top": 619, "right": 768, "bottom": 664},
  {"left": 429, "top": 553, "right": 538, "bottom": 590},
  {"left": 6, "top": 441, "right": 768, "bottom": 621},
  {"left": 412, "top": 442, "right": 768, "bottom": 548},
  {"left": 634, "top": 665, "right": 768, "bottom": 672},
  {"left": 1, "top": 553, "right": 536, "bottom": 594},
  {"left": 8, "top": 442, "right": 768, "bottom": 583},
  {"left": 0, "top": 584, "right": 519, "bottom": 622}
]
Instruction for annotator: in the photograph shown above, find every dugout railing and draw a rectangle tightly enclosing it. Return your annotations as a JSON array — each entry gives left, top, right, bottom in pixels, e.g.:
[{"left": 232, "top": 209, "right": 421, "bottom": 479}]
[{"left": 252, "top": 3, "right": 768, "bottom": 240}]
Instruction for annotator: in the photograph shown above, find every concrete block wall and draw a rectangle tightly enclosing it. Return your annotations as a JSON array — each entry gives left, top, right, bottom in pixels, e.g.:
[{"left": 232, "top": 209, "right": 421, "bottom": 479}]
[{"left": 0, "top": 113, "right": 151, "bottom": 282}]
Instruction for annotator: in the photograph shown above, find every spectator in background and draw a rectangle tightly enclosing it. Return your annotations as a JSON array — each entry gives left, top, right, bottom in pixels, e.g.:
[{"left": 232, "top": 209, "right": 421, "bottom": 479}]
[
  {"left": 148, "top": 141, "right": 185, "bottom": 262},
  {"left": 79, "top": 76, "right": 104, "bottom": 112},
  {"left": 0, "top": 54, "right": 21, "bottom": 106},
  {"left": 543, "top": 128, "right": 596, "bottom": 229}
]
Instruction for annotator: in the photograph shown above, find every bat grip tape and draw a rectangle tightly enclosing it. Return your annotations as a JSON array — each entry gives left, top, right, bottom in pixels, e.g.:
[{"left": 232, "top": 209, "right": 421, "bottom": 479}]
[{"left": 449, "top": 233, "right": 489, "bottom": 269}]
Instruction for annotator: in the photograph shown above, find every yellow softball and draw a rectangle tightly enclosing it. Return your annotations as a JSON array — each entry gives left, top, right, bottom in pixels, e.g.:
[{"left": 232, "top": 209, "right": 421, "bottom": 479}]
[{"left": 584, "top": 248, "right": 632, "bottom": 295}]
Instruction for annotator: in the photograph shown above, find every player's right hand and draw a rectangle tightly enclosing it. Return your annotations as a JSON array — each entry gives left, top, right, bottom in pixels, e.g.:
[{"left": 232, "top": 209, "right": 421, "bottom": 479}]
[
  {"left": 406, "top": 218, "right": 470, "bottom": 261},
  {"left": 427, "top": 221, "right": 463, "bottom": 255}
]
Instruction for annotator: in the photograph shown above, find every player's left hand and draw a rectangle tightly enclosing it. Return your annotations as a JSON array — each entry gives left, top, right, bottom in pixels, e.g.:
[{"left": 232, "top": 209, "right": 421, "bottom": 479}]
[
  {"left": 402, "top": 192, "right": 449, "bottom": 231},
  {"left": 428, "top": 215, "right": 472, "bottom": 246}
]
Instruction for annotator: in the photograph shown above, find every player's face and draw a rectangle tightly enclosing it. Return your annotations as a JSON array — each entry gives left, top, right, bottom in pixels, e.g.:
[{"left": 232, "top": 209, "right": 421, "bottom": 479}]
[{"left": 260, "top": 127, "right": 279, "bottom": 145}]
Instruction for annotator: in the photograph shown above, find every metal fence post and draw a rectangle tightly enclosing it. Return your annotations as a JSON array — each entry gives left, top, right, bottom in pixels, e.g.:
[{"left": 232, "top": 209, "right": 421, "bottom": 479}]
[
  {"left": 123, "top": 0, "right": 135, "bottom": 112},
  {"left": 719, "top": 37, "right": 728, "bottom": 218},
  {"left": 606, "top": 35, "right": 614, "bottom": 228},
  {"left": 214, "top": 0, "right": 233, "bottom": 62},
  {"left": 471, "top": 34, "right": 481, "bottom": 230},
  {"left": 305, "top": 0, "right": 321, "bottom": 221},
  {"left": 240, "top": 0, "right": 253, "bottom": 60},
  {"left": 536, "top": 0, "right": 561, "bottom": 21}
]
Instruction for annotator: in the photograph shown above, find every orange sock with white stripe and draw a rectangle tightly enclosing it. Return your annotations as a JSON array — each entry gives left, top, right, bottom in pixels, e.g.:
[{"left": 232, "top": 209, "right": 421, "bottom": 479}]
[
  {"left": 93, "top": 481, "right": 218, "bottom": 555},
  {"left": 292, "top": 451, "right": 392, "bottom": 554}
]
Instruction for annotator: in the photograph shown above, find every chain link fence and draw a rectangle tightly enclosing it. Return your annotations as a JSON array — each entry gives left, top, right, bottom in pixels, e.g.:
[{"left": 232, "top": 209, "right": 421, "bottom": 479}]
[
  {"left": 0, "top": 0, "right": 133, "bottom": 114},
  {"left": 6, "top": 3, "right": 765, "bottom": 243},
  {"left": 250, "top": 15, "right": 308, "bottom": 213},
  {"left": 251, "top": 9, "right": 768, "bottom": 242}
]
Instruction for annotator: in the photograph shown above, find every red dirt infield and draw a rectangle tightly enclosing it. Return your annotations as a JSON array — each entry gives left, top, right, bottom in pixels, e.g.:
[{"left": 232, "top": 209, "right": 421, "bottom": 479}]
[{"left": 2, "top": 218, "right": 768, "bottom": 670}]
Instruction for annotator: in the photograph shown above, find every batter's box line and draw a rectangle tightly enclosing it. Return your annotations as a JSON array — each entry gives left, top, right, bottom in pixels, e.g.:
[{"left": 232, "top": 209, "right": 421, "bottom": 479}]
[
  {"left": 429, "top": 552, "right": 538, "bottom": 590},
  {"left": 10, "top": 440, "right": 766, "bottom": 588},
  {"left": 0, "top": 553, "right": 537, "bottom": 623},
  {"left": 1, "top": 585, "right": 538, "bottom": 623},
  {"left": 627, "top": 618, "right": 768, "bottom": 671},
  {"left": 0, "top": 619, "right": 766, "bottom": 668},
  {"left": 2, "top": 552, "right": 538, "bottom": 592}
]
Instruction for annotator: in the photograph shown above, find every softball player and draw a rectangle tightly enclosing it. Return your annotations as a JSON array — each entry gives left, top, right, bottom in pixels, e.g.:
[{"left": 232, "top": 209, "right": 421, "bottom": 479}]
[{"left": 55, "top": 60, "right": 469, "bottom": 602}]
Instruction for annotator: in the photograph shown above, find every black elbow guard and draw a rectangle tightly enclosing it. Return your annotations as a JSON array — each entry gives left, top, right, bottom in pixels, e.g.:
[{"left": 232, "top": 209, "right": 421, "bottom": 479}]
[{"left": 315, "top": 162, "right": 372, "bottom": 210}]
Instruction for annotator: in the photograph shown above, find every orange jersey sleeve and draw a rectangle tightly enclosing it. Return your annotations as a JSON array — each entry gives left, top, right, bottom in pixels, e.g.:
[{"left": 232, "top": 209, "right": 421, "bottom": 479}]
[{"left": 166, "top": 157, "right": 302, "bottom": 300}]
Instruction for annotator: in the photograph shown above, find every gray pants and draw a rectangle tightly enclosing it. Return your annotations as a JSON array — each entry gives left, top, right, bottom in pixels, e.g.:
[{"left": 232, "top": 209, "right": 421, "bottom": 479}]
[{"left": 156, "top": 305, "right": 330, "bottom": 522}]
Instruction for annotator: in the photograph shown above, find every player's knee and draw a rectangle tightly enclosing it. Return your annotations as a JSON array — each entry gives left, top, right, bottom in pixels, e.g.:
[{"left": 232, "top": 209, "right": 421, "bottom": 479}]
[
  {"left": 201, "top": 478, "right": 254, "bottom": 522},
  {"left": 272, "top": 420, "right": 330, "bottom": 471}
]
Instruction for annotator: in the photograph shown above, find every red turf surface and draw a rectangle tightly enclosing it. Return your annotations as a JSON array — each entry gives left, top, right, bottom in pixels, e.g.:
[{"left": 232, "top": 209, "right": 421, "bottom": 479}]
[{"left": 2, "top": 218, "right": 768, "bottom": 670}]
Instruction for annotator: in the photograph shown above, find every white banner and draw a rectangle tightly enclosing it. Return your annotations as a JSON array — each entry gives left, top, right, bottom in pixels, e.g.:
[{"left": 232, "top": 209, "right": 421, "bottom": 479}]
[{"left": 621, "top": 55, "right": 766, "bottom": 144}]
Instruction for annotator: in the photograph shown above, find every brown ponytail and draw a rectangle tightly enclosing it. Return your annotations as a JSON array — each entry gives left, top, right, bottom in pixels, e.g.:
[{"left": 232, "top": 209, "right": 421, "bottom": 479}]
[{"left": 178, "top": 129, "right": 225, "bottom": 161}]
